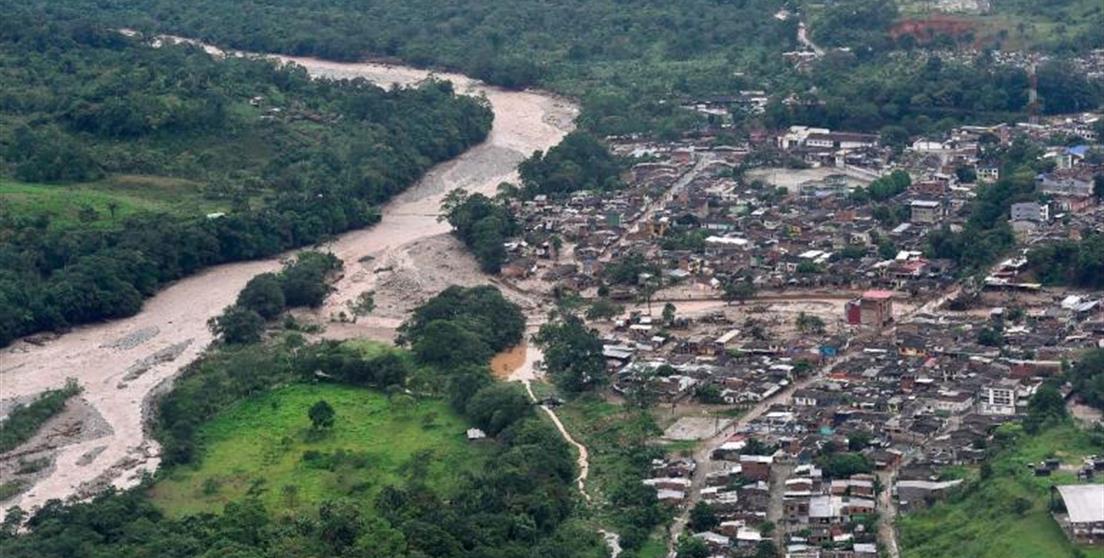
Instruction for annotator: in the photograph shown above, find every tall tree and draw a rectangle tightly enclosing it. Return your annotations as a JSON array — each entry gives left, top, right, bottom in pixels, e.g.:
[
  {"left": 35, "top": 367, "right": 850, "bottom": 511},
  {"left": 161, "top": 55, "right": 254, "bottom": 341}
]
[{"left": 535, "top": 315, "right": 606, "bottom": 393}]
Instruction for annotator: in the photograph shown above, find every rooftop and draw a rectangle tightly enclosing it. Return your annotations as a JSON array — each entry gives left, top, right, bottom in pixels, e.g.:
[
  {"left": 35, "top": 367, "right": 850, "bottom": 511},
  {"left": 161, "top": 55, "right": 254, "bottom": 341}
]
[
  {"left": 863, "top": 290, "right": 896, "bottom": 300},
  {"left": 1057, "top": 484, "right": 1104, "bottom": 524}
]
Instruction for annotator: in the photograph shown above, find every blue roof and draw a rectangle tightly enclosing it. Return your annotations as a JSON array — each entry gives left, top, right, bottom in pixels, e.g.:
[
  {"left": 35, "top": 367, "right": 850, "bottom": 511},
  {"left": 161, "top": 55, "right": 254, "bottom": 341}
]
[{"left": 1067, "top": 145, "right": 1090, "bottom": 156}]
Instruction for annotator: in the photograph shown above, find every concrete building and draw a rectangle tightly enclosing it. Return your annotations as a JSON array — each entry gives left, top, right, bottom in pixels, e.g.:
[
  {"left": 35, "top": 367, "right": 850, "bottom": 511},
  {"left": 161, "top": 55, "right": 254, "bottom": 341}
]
[
  {"left": 1010, "top": 201, "right": 1049, "bottom": 223},
  {"left": 847, "top": 290, "right": 894, "bottom": 327},
  {"left": 896, "top": 479, "right": 963, "bottom": 512},
  {"left": 977, "top": 165, "right": 1000, "bottom": 182},
  {"left": 739, "top": 454, "right": 774, "bottom": 482},
  {"left": 909, "top": 200, "right": 943, "bottom": 224},
  {"left": 777, "top": 126, "right": 877, "bottom": 150},
  {"left": 978, "top": 383, "right": 1018, "bottom": 416},
  {"left": 1037, "top": 173, "right": 1093, "bottom": 198}
]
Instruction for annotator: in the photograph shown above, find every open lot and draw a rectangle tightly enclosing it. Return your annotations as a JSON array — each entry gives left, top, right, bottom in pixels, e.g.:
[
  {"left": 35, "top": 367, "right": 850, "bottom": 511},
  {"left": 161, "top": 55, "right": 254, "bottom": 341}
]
[
  {"left": 150, "top": 383, "right": 487, "bottom": 518},
  {"left": 0, "top": 175, "right": 224, "bottom": 230}
]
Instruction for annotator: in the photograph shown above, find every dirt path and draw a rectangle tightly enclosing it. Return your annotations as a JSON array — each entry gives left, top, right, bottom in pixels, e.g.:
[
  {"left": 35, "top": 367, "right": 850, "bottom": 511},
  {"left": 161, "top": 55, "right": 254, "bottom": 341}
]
[
  {"left": 507, "top": 344, "right": 592, "bottom": 500},
  {"left": 0, "top": 41, "right": 576, "bottom": 519},
  {"left": 877, "top": 469, "right": 901, "bottom": 558},
  {"left": 797, "top": 21, "right": 825, "bottom": 56}
]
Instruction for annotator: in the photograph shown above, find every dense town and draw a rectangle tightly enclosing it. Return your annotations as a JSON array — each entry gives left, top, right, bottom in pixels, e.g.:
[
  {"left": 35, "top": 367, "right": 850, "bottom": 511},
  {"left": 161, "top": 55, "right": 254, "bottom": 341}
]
[{"left": 491, "top": 107, "right": 1104, "bottom": 557}]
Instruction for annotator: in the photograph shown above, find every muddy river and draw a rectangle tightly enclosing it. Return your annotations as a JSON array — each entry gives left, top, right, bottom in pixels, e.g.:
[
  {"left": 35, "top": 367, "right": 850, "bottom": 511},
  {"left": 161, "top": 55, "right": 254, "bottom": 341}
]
[{"left": 0, "top": 40, "right": 577, "bottom": 517}]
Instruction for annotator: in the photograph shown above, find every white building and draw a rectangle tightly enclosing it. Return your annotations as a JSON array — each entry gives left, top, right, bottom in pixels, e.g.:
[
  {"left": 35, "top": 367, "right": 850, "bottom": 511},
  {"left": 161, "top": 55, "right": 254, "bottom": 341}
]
[{"left": 978, "top": 384, "right": 1017, "bottom": 416}]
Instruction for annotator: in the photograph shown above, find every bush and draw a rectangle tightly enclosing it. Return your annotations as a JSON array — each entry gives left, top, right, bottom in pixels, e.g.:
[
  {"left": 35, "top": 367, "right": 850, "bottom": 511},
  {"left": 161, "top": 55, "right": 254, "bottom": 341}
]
[
  {"left": 0, "top": 379, "right": 81, "bottom": 453},
  {"left": 465, "top": 383, "right": 532, "bottom": 436},
  {"left": 208, "top": 306, "right": 265, "bottom": 345},
  {"left": 237, "top": 273, "right": 286, "bottom": 319}
]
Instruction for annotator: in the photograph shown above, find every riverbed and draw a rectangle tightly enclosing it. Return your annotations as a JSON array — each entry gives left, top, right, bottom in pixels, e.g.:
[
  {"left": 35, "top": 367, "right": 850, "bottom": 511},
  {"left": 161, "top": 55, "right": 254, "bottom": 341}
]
[{"left": 0, "top": 39, "right": 577, "bottom": 517}]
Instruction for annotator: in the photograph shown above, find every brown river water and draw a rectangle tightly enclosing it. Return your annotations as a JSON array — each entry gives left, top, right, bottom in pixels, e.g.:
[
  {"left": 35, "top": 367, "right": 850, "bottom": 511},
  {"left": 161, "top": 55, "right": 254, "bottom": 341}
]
[{"left": 0, "top": 37, "right": 577, "bottom": 517}]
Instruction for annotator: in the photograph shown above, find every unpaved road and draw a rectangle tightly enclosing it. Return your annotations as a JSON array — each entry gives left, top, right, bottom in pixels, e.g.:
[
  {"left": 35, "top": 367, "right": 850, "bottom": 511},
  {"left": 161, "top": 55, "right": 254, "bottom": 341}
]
[
  {"left": 0, "top": 40, "right": 576, "bottom": 518},
  {"left": 509, "top": 343, "right": 593, "bottom": 500}
]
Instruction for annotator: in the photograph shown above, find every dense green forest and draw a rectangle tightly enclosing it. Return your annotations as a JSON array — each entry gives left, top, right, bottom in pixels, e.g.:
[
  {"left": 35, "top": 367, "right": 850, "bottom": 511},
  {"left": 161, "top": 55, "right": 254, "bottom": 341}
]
[
  {"left": 13, "top": 0, "right": 794, "bottom": 136},
  {"left": 16, "top": 0, "right": 1103, "bottom": 141},
  {"left": 0, "top": 14, "right": 492, "bottom": 346},
  {"left": 518, "top": 132, "right": 625, "bottom": 197}
]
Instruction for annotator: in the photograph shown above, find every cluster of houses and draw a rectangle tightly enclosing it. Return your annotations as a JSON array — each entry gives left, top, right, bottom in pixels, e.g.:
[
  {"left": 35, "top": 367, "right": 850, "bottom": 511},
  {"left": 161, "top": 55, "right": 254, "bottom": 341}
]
[
  {"left": 493, "top": 114, "right": 1102, "bottom": 554},
  {"left": 500, "top": 112, "right": 1101, "bottom": 313},
  {"left": 621, "top": 286, "right": 1102, "bottom": 555}
]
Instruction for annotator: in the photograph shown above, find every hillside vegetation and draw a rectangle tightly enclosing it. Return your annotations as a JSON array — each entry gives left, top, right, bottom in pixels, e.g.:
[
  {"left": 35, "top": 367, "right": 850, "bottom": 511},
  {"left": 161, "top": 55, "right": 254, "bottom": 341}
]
[
  {"left": 16, "top": 0, "right": 1102, "bottom": 147},
  {"left": 899, "top": 423, "right": 1104, "bottom": 558},
  {"left": 0, "top": 14, "right": 492, "bottom": 346}
]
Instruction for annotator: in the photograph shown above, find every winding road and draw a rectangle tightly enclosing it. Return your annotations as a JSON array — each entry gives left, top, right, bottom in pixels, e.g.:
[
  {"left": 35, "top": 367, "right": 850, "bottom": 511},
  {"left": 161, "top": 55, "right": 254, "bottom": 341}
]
[
  {"left": 0, "top": 37, "right": 577, "bottom": 519},
  {"left": 508, "top": 343, "right": 593, "bottom": 500}
]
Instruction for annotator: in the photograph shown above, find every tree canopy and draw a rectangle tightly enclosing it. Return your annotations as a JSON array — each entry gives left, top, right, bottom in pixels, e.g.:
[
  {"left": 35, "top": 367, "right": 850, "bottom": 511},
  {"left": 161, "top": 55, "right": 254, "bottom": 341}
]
[
  {"left": 399, "top": 285, "right": 525, "bottom": 354},
  {"left": 0, "top": 15, "right": 492, "bottom": 347},
  {"left": 518, "top": 132, "right": 624, "bottom": 198},
  {"left": 442, "top": 190, "right": 518, "bottom": 273},
  {"left": 1069, "top": 349, "right": 1104, "bottom": 410},
  {"left": 535, "top": 314, "right": 607, "bottom": 394}
]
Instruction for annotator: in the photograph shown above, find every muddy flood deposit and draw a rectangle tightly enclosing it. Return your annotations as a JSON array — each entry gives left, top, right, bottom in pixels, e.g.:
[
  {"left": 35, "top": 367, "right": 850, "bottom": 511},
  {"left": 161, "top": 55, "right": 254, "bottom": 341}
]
[{"left": 0, "top": 41, "right": 577, "bottom": 517}]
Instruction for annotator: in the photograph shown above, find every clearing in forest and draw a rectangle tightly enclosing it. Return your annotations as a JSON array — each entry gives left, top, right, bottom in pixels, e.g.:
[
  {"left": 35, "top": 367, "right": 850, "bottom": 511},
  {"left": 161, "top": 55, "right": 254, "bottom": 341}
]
[{"left": 150, "top": 383, "right": 488, "bottom": 517}]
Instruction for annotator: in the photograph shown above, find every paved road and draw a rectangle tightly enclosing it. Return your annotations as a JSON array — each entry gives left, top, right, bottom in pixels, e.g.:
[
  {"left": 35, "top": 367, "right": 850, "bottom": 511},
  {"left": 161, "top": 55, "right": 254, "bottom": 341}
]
[{"left": 603, "top": 153, "right": 718, "bottom": 260}]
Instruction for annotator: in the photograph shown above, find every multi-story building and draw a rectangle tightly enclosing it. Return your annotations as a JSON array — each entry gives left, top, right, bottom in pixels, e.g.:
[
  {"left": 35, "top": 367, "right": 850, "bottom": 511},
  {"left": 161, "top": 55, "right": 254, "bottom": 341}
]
[
  {"left": 1010, "top": 202, "right": 1049, "bottom": 223},
  {"left": 978, "top": 383, "right": 1017, "bottom": 416},
  {"left": 909, "top": 200, "right": 943, "bottom": 224}
]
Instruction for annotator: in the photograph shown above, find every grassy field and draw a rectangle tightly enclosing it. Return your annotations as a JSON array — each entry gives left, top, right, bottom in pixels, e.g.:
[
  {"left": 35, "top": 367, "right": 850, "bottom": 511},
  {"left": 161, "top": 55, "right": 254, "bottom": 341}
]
[
  {"left": 150, "top": 383, "right": 488, "bottom": 518},
  {"left": 0, "top": 175, "right": 225, "bottom": 230},
  {"left": 636, "top": 534, "right": 670, "bottom": 558},
  {"left": 899, "top": 423, "right": 1104, "bottom": 558},
  {"left": 895, "top": 0, "right": 1103, "bottom": 51},
  {"left": 556, "top": 394, "right": 633, "bottom": 504}
]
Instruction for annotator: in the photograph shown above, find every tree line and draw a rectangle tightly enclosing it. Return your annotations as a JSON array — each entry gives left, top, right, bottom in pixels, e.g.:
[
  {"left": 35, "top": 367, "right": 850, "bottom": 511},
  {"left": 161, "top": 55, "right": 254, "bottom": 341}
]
[
  {"left": 517, "top": 132, "right": 625, "bottom": 198},
  {"left": 1026, "top": 233, "right": 1104, "bottom": 289},
  {"left": 0, "top": 15, "right": 493, "bottom": 347},
  {"left": 208, "top": 252, "right": 343, "bottom": 344},
  {"left": 442, "top": 190, "right": 518, "bottom": 274}
]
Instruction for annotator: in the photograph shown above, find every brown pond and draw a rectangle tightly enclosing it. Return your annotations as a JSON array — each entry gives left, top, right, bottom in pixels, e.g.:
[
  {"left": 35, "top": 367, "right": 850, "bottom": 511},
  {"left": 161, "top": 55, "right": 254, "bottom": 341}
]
[{"left": 490, "top": 343, "right": 528, "bottom": 379}]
